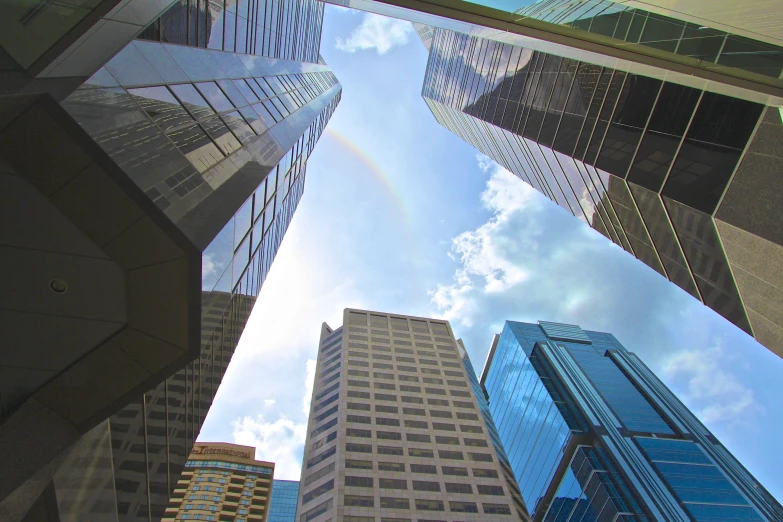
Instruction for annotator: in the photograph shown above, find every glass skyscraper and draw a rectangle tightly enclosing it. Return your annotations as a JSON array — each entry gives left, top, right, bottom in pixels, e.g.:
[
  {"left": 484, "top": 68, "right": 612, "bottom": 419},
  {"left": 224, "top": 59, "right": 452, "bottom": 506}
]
[
  {"left": 268, "top": 479, "right": 300, "bottom": 522},
  {"left": 481, "top": 320, "right": 783, "bottom": 521},
  {"left": 411, "top": 24, "right": 783, "bottom": 361},
  {"left": 0, "top": 1, "right": 339, "bottom": 520}
]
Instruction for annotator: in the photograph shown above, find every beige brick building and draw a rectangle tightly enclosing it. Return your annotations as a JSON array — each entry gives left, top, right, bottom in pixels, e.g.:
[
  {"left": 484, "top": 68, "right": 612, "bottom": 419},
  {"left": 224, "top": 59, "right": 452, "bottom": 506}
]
[
  {"left": 297, "top": 309, "right": 527, "bottom": 522},
  {"left": 163, "top": 442, "right": 274, "bottom": 522}
]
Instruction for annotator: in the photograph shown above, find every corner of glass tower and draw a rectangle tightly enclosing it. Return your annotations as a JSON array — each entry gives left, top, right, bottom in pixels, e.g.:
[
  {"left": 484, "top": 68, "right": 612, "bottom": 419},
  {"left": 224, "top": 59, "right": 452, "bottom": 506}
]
[{"left": 0, "top": 1, "right": 340, "bottom": 520}]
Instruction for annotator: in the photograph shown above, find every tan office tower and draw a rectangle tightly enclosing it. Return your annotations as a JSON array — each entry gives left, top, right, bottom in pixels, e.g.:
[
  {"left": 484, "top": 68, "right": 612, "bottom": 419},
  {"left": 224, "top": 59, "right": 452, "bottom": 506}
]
[
  {"left": 163, "top": 442, "right": 274, "bottom": 522},
  {"left": 297, "top": 309, "right": 527, "bottom": 522}
]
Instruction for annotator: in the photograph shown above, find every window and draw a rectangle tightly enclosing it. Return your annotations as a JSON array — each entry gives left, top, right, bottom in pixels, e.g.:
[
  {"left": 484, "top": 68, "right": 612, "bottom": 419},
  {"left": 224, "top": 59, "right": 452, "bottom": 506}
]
[
  {"left": 377, "top": 431, "right": 402, "bottom": 440},
  {"left": 347, "top": 415, "right": 371, "bottom": 424},
  {"left": 348, "top": 380, "right": 369, "bottom": 388},
  {"left": 376, "top": 417, "right": 400, "bottom": 426},
  {"left": 428, "top": 398, "right": 449, "bottom": 406},
  {"left": 410, "top": 464, "right": 437, "bottom": 474},
  {"left": 396, "top": 356, "right": 415, "bottom": 363},
  {"left": 450, "top": 501, "right": 479, "bottom": 513},
  {"left": 375, "top": 393, "right": 397, "bottom": 401},
  {"left": 374, "top": 371, "right": 394, "bottom": 380},
  {"left": 407, "top": 433, "right": 431, "bottom": 443},
  {"left": 483, "top": 503, "right": 511, "bottom": 515},
  {"left": 408, "top": 448, "right": 434, "bottom": 458},
  {"left": 433, "top": 423, "right": 456, "bottom": 432},
  {"left": 412, "top": 480, "right": 440, "bottom": 492},
  {"left": 446, "top": 482, "right": 473, "bottom": 493},
  {"left": 415, "top": 499, "right": 444, "bottom": 511},
  {"left": 457, "top": 412, "right": 479, "bottom": 421},
  {"left": 400, "top": 385, "right": 421, "bottom": 393},
  {"left": 430, "top": 410, "right": 452, "bottom": 418},
  {"left": 346, "top": 428, "right": 371, "bottom": 438},
  {"left": 425, "top": 387, "right": 446, "bottom": 395},
  {"left": 379, "top": 478, "right": 407, "bottom": 489},
  {"left": 403, "top": 407, "right": 425, "bottom": 416},
  {"left": 398, "top": 375, "right": 419, "bottom": 382},
  {"left": 435, "top": 436, "right": 459, "bottom": 445},
  {"left": 405, "top": 420, "right": 428, "bottom": 429},
  {"left": 453, "top": 401, "right": 474, "bottom": 409},
  {"left": 460, "top": 425, "right": 483, "bottom": 433},
  {"left": 397, "top": 365, "right": 416, "bottom": 373},
  {"left": 377, "top": 446, "right": 404, "bottom": 456},
  {"left": 348, "top": 402, "right": 370, "bottom": 411},
  {"left": 464, "top": 438, "right": 488, "bottom": 447},
  {"left": 376, "top": 405, "right": 398, "bottom": 413},
  {"left": 442, "top": 466, "right": 469, "bottom": 476},
  {"left": 302, "top": 479, "right": 334, "bottom": 504},
  {"left": 380, "top": 497, "right": 410, "bottom": 509},
  {"left": 375, "top": 382, "right": 396, "bottom": 390},
  {"left": 469, "top": 453, "right": 493, "bottom": 462},
  {"left": 347, "top": 390, "right": 370, "bottom": 399},
  {"left": 346, "top": 443, "right": 372, "bottom": 453},
  {"left": 348, "top": 370, "right": 369, "bottom": 378},
  {"left": 378, "top": 461, "right": 405, "bottom": 472},
  {"left": 477, "top": 485, "right": 504, "bottom": 495},
  {"left": 473, "top": 468, "right": 499, "bottom": 478},
  {"left": 345, "top": 495, "right": 374, "bottom": 507},
  {"left": 346, "top": 460, "right": 373, "bottom": 470},
  {"left": 345, "top": 476, "right": 373, "bottom": 488},
  {"left": 451, "top": 390, "right": 471, "bottom": 397}
]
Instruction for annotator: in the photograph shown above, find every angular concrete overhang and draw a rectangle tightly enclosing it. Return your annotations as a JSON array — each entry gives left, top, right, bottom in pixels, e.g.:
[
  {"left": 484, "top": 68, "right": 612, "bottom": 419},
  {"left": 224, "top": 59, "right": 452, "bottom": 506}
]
[{"left": 0, "top": 93, "right": 201, "bottom": 518}]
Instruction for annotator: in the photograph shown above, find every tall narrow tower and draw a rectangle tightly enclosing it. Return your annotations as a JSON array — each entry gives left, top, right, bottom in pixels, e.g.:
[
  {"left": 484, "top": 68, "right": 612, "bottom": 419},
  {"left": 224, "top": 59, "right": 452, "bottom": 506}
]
[{"left": 297, "top": 309, "right": 527, "bottom": 522}]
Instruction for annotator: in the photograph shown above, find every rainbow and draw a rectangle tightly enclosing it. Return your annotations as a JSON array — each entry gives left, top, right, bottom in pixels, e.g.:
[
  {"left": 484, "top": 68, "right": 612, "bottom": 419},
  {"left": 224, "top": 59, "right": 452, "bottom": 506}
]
[{"left": 324, "top": 127, "right": 412, "bottom": 228}]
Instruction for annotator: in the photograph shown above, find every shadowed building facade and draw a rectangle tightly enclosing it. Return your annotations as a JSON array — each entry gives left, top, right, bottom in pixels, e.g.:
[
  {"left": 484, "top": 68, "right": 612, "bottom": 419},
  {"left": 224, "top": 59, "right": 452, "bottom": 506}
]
[
  {"left": 481, "top": 321, "right": 783, "bottom": 521},
  {"left": 0, "top": 1, "right": 339, "bottom": 520},
  {"left": 296, "top": 309, "right": 527, "bottom": 522},
  {"left": 414, "top": 24, "right": 783, "bottom": 360}
]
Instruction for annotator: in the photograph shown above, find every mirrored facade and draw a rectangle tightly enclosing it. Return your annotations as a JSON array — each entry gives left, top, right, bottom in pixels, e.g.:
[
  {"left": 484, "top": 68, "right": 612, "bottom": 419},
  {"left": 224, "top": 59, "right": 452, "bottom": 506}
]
[
  {"left": 268, "top": 479, "right": 300, "bottom": 522},
  {"left": 0, "top": 0, "right": 340, "bottom": 518},
  {"left": 481, "top": 321, "right": 783, "bottom": 521},
  {"left": 419, "top": 26, "right": 783, "bottom": 359}
]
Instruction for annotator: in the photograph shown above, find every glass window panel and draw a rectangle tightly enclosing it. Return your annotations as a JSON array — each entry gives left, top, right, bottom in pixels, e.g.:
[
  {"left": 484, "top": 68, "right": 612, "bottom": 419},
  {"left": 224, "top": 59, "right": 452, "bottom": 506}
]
[
  {"left": 221, "top": 111, "right": 255, "bottom": 144},
  {"left": 168, "top": 124, "right": 224, "bottom": 172},
  {"left": 271, "top": 97, "right": 289, "bottom": 118},
  {"left": 196, "top": 82, "right": 235, "bottom": 112},
  {"left": 234, "top": 197, "right": 252, "bottom": 249},
  {"left": 200, "top": 116, "right": 242, "bottom": 155},
  {"left": 128, "top": 86, "right": 193, "bottom": 132},
  {"left": 224, "top": 12, "right": 236, "bottom": 51},
  {"left": 170, "top": 84, "right": 215, "bottom": 120},
  {"left": 253, "top": 78, "right": 276, "bottom": 98},
  {"left": 262, "top": 100, "right": 282, "bottom": 122},
  {"left": 201, "top": 218, "right": 233, "bottom": 291},
  {"left": 233, "top": 79, "right": 258, "bottom": 102},
  {"left": 217, "top": 80, "right": 249, "bottom": 108}
]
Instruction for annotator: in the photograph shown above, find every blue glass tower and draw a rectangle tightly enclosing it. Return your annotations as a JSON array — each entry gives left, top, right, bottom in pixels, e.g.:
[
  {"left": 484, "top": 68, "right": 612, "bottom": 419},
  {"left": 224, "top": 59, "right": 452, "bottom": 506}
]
[
  {"left": 268, "top": 479, "right": 300, "bottom": 522},
  {"left": 481, "top": 321, "right": 782, "bottom": 521}
]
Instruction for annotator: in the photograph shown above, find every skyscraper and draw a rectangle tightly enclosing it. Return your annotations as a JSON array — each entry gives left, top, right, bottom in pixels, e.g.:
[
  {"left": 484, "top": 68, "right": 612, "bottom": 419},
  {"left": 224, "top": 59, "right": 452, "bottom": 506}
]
[
  {"left": 162, "top": 442, "right": 275, "bottom": 522},
  {"left": 0, "top": 1, "right": 340, "bottom": 519},
  {"left": 297, "top": 309, "right": 527, "bottom": 522},
  {"left": 268, "top": 479, "right": 300, "bottom": 522},
  {"left": 481, "top": 320, "right": 783, "bottom": 521},
  {"left": 415, "top": 24, "right": 783, "bottom": 360},
  {"left": 321, "top": 1, "right": 783, "bottom": 359}
]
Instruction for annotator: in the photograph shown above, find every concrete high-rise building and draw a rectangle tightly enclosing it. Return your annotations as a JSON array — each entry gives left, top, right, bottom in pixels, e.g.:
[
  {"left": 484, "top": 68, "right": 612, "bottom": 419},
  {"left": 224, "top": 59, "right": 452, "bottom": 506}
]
[
  {"left": 481, "top": 320, "right": 783, "bottom": 521},
  {"left": 268, "top": 480, "right": 300, "bottom": 522},
  {"left": 162, "top": 442, "right": 274, "bottom": 522},
  {"left": 321, "top": 2, "right": 783, "bottom": 360},
  {"left": 0, "top": 1, "right": 340, "bottom": 520},
  {"left": 297, "top": 309, "right": 527, "bottom": 522}
]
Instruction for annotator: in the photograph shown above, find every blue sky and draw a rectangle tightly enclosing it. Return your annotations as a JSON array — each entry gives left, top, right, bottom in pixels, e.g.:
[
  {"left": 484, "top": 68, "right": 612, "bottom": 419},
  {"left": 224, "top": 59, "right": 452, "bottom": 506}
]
[{"left": 199, "top": 5, "right": 783, "bottom": 501}]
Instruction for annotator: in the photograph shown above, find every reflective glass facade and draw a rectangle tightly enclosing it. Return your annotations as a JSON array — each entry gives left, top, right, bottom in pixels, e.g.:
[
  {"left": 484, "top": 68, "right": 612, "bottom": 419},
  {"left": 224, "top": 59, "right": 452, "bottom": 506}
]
[
  {"left": 268, "top": 480, "right": 300, "bottom": 522},
  {"left": 421, "top": 26, "right": 783, "bottom": 359},
  {"left": 139, "top": 0, "right": 324, "bottom": 63},
  {"left": 481, "top": 321, "right": 783, "bottom": 521},
  {"left": 0, "top": 0, "right": 339, "bottom": 518}
]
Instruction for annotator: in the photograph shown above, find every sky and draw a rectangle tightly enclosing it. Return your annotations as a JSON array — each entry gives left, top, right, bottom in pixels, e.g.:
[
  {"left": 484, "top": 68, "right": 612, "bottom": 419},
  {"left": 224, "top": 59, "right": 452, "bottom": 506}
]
[{"left": 199, "top": 5, "right": 783, "bottom": 502}]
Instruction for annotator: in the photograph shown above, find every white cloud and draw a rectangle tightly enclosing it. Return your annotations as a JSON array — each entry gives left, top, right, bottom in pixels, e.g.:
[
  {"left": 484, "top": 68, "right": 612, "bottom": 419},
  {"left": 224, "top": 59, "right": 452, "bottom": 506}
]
[
  {"left": 202, "top": 253, "right": 216, "bottom": 279},
  {"left": 662, "top": 343, "right": 760, "bottom": 424},
  {"left": 302, "top": 359, "right": 317, "bottom": 416},
  {"left": 430, "top": 157, "right": 538, "bottom": 324},
  {"left": 335, "top": 13, "right": 413, "bottom": 55},
  {"left": 263, "top": 399, "right": 276, "bottom": 407},
  {"left": 232, "top": 415, "right": 306, "bottom": 480}
]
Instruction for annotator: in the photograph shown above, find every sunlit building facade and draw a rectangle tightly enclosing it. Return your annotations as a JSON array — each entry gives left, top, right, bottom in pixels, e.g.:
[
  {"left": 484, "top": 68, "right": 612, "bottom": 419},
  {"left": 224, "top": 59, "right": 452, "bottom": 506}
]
[
  {"left": 297, "top": 309, "right": 527, "bottom": 522},
  {"left": 268, "top": 480, "right": 300, "bottom": 522},
  {"left": 0, "top": 0, "right": 339, "bottom": 519},
  {"left": 481, "top": 320, "right": 783, "bottom": 521},
  {"left": 414, "top": 24, "right": 783, "bottom": 361},
  {"left": 163, "top": 442, "right": 274, "bottom": 522}
]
